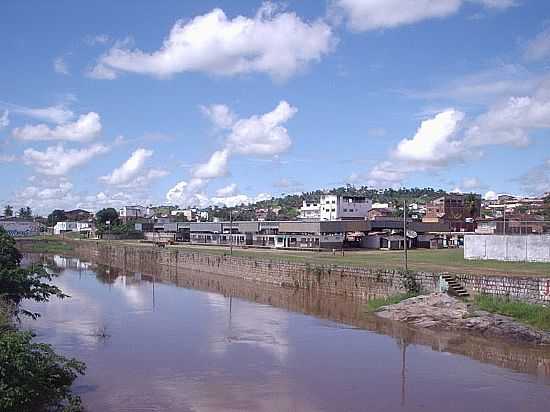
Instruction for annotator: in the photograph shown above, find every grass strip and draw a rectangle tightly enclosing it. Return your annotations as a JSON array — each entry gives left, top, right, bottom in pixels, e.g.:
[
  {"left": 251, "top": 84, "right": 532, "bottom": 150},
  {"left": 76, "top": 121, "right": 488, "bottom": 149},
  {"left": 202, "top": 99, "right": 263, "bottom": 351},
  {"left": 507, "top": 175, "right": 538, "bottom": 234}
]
[
  {"left": 474, "top": 294, "right": 550, "bottom": 331},
  {"left": 29, "top": 240, "right": 73, "bottom": 254}
]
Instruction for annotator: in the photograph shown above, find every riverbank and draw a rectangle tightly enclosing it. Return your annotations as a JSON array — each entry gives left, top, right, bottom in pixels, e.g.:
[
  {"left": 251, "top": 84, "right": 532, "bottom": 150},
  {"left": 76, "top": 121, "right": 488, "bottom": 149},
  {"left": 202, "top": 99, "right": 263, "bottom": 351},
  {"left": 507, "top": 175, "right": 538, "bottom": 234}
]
[
  {"left": 375, "top": 293, "right": 550, "bottom": 345},
  {"left": 16, "top": 237, "right": 550, "bottom": 276}
]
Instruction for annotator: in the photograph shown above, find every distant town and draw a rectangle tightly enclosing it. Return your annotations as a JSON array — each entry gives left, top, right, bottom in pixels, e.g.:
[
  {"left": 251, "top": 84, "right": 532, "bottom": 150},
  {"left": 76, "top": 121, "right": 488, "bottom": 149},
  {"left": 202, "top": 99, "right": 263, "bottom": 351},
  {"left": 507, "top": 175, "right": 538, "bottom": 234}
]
[{"left": 1, "top": 186, "right": 549, "bottom": 254}]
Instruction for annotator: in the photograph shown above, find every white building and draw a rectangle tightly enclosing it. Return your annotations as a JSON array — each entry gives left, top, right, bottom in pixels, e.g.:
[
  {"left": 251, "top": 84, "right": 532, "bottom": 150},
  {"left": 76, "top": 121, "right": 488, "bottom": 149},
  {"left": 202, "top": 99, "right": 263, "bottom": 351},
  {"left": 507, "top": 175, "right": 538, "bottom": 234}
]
[
  {"left": 170, "top": 208, "right": 208, "bottom": 221},
  {"left": 320, "top": 195, "right": 372, "bottom": 221},
  {"left": 119, "top": 205, "right": 148, "bottom": 221},
  {"left": 299, "top": 200, "right": 321, "bottom": 220},
  {"left": 53, "top": 221, "right": 77, "bottom": 235},
  {"left": 53, "top": 221, "right": 92, "bottom": 235}
]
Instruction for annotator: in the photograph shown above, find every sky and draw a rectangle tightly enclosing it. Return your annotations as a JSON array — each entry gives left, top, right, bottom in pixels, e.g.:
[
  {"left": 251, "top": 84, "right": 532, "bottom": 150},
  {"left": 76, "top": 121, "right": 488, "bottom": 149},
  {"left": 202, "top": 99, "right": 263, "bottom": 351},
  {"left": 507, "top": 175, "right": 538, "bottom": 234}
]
[{"left": 1, "top": 0, "right": 550, "bottom": 214}]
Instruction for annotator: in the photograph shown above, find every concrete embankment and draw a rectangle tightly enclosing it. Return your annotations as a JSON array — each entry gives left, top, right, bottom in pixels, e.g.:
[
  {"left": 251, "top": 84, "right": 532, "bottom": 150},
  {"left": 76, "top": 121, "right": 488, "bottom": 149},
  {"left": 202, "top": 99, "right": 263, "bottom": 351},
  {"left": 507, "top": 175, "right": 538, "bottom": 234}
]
[
  {"left": 39, "top": 240, "right": 548, "bottom": 305},
  {"left": 376, "top": 293, "right": 550, "bottom": 345},
  {"left": 15, "top": 238, "right": 550, "bottom": 304}
]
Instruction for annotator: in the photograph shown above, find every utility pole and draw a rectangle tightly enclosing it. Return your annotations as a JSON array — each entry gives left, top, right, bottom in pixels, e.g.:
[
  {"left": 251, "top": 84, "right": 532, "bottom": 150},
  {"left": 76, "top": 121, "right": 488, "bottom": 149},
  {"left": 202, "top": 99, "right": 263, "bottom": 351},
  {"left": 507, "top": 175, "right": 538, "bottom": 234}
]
[
  {"left": 403, "top": 200, "right": 408, "bottom": 272},
  {"left": 503, "top": 207, "right": 506, "bottom": 235},
  {"left": 229, "top": 208, "right": 233, "bottom": 256}
]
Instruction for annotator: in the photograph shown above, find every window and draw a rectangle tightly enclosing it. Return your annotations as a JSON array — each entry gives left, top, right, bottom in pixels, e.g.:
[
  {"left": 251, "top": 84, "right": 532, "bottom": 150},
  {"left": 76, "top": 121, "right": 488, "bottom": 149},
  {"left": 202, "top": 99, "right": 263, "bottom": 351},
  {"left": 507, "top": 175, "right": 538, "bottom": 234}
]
[
  {"left": 343, "top": 208, "right": 347, "bottom": 212},
  {"left": 331, "top": 208, "right": 336, "bottom": 212}
]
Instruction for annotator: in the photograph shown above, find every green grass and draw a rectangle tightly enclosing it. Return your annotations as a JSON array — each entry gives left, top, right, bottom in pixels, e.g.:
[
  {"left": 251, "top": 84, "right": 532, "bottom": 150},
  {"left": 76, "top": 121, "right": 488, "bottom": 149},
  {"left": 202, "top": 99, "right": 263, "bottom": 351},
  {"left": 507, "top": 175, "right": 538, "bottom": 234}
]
[
  {"left": 27, "top": 240, "right": 73, "bottom": 254},
  {"left": 365, "top": 293, "right": 417, "bottom": 312},
  {"left": 474, "top": 294, "right": 550, "bottom": 331},
  {"left": 160, "top": 244, "right": 550, "bottom": 277}
]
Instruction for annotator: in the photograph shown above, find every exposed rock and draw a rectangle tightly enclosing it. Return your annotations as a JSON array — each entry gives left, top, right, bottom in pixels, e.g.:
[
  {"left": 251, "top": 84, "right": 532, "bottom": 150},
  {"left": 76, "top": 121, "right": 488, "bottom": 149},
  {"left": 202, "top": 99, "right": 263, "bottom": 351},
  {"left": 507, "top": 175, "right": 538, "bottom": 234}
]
[{"left": 376, "top": 293, "right": 550, "bottom": 345}]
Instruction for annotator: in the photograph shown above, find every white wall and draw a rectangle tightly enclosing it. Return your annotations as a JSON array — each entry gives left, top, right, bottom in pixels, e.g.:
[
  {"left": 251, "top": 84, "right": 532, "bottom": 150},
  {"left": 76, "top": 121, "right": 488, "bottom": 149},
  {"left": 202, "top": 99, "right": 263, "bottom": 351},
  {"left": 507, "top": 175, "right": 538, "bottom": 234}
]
[
  {"left": 465, "top": 234, "right": 550, "bottom": 263},
  {"left": 0, "top": 221, "right": 40, "bottom": 237}
]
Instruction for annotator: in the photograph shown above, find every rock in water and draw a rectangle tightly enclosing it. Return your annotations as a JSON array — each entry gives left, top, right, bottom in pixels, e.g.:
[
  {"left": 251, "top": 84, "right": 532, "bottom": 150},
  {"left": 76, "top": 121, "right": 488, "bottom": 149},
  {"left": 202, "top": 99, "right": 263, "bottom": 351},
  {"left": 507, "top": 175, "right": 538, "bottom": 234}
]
[{"left": 375, "top": 293, "right": 550, "bottom": 345}]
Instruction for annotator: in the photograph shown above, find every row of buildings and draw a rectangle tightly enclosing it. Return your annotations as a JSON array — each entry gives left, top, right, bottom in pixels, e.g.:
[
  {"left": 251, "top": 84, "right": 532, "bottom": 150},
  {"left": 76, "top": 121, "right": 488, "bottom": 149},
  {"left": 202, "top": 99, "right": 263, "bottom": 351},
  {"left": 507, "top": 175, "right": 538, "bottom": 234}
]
[{"left": 2, "top": 192, "right": 547, "bottom": 252}]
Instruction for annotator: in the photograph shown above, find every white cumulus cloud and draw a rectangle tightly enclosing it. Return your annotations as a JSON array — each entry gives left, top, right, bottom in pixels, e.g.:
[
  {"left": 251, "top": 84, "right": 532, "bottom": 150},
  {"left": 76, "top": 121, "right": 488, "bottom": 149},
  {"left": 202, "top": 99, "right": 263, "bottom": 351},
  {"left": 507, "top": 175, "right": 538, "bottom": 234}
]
[
  {"left": 167, "top": 101, "right": 297, "bottom": 205},
  {"left": 227, "top": 101, "right": 297, "bottom": 156},
  {"left": 465, "top": 83, "right": 550, "bottom": 147},
  {"left": 101, "top": 148, "right": 152, "bottom": 185},
  {"left": 215, "top": 183, "right": 238, "bottom": 197},
  {"left": 365, "top": 109, "right": 466, "bottom": 187},
  {"left": 13, "top": 112, "right": 102, "bottom": 142},
  {"left": 4, "top": 103, "right": 74, "bottom": 124},
  {"left": 23, "top": 144, "right": 108, "bottom": 176},
  {"left": 201, "top": 104, "right": 236, "bottom": 129},
  {"left": 333, "top": 0, "right": 462, "bottom": 31},
  {"left": 90, "top": 5, "right": 334, "bottom": 80},
  {"left": 394, "top": 109, "right": 465, "bottom": 165},
  {"left": 332, "top": 0, "right": 516, "bottom": 31},
  {"left": 193, "top": 149, "right": 231, "bottom": 179}
]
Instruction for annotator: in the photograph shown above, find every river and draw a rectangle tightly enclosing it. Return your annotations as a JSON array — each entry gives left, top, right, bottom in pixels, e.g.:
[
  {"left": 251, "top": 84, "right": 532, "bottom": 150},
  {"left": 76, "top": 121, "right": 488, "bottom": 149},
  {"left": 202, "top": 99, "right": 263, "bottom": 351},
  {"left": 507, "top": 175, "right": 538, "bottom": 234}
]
[{"left": 21, "top": 254, "right": 550, "bottom": 412}]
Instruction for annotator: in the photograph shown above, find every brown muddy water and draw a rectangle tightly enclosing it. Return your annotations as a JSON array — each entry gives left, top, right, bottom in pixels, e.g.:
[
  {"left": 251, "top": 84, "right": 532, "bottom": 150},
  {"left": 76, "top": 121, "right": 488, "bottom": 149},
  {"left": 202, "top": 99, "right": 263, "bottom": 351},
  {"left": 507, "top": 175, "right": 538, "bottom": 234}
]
[{"left": 21, "top": 254, "right": 550, "bottom": 412}]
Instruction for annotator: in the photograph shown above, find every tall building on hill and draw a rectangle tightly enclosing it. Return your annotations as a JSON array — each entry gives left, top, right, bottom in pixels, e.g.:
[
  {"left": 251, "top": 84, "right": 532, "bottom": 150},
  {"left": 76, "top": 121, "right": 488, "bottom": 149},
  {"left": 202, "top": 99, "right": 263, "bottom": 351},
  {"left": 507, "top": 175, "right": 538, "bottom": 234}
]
[{"left": 423, "top": 193, "right": 481, "bottom": 231}]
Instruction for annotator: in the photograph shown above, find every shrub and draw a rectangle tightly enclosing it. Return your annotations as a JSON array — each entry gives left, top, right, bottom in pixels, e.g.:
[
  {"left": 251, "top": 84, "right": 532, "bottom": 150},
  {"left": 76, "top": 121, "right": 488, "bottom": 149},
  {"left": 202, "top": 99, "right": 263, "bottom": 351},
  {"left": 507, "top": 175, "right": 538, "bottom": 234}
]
[{"left": 0, "top": 331, "right": 85, "bottom": 412}]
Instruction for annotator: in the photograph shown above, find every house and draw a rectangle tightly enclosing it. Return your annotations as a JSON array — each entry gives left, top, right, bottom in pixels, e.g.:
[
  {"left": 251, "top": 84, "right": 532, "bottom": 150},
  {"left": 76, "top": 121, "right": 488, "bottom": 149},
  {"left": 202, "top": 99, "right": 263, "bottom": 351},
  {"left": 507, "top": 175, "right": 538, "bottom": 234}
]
[
  {"left": 119, "top": 205, "right": 149, "bottom": 222},
  {"left": 475, "top": 215, "right": 547, "bottom": 235},
  {"left": 299, "top": 200, "right": 321, "bottom": 220},
  {"left": 423, "top": 193, "right": 481, "bottom": 231},
  {"left": 319, "top": 195, "right": 372, "bottom": 221},
  {"left": 64, "top": 209, "right": 93, "bottom": 222},
  {"left": 367, "top": 208, "right": 394, "bottom": 220},
  {"left": 53, "top": 221, "right": 93, "bottom": 235},
  {"left": 170, "top": 208, "right": 209, "bottom": 222}
]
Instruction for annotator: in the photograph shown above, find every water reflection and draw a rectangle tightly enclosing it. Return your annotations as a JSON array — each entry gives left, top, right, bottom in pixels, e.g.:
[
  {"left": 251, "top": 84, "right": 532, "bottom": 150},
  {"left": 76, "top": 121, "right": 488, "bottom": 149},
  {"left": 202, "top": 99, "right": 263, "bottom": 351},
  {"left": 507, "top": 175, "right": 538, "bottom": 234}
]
[{"left": 21, "top": 253, "right": 550, "bottom": 412}]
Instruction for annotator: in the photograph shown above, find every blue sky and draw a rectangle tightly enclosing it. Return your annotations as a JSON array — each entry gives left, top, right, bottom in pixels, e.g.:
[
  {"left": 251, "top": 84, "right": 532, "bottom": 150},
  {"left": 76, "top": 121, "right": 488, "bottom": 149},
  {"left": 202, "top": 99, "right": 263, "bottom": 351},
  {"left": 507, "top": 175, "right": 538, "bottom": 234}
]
[{"left": 1, "top": 0, "right": 550, "bottom": 213}]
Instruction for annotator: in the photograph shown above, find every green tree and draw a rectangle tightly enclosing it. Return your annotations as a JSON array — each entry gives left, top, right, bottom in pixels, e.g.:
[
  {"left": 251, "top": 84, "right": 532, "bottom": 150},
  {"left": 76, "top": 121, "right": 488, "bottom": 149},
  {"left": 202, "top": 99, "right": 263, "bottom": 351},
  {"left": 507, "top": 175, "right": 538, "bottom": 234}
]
[
  {"left": 464, "top": 193, "right": 481, "bottom": 218},
  {"left": 0, "top": 331, "right": 85, "bottom": 412},
  {"left": 3, "top": 205, "right": 13, "bottom": 217},
  {"left": 48, "top": 209, "right": 67, "bottom": 226},
  {"left": 95, "top": 208, "right": 120, "bottom": 226},
  {"left": 0, "top": 266, "right": 68, "bottom": 319},
  {"left": 0, "top": 227, "right": 22, "bottom": 270},
  {"left": 18, "top": 207, "right": 32, "bottom": 218}
]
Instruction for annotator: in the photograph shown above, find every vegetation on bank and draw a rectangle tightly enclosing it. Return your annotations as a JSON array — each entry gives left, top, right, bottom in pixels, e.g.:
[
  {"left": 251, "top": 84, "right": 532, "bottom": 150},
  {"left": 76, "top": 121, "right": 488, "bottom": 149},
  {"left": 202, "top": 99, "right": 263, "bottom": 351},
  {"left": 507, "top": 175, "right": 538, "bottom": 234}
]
[
  {"left": 366, "top": 293, "right": 418, "bottom": 312},
  {"left": 23, "top": 239, "right": 74, "bottom": 254},
  {"left": 474, "top": 294, "right": 550, "bottom": 332},
  {"left": 0, "top": 227, "right": 85, "bottom": 411}
]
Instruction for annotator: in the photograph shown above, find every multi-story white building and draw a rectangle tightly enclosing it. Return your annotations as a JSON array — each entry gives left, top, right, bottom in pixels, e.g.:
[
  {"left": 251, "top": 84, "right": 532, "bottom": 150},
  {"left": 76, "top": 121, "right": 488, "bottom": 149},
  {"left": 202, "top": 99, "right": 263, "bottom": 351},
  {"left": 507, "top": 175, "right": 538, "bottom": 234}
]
[
  {"left": 319, "top": 195, "right": 372, "bottom": 221},
  {"left": 299, "top": 200, "right": 321, "bottom": 220},
  {"left": 119, "top": 205, "right": 149, "bottom": 222}
]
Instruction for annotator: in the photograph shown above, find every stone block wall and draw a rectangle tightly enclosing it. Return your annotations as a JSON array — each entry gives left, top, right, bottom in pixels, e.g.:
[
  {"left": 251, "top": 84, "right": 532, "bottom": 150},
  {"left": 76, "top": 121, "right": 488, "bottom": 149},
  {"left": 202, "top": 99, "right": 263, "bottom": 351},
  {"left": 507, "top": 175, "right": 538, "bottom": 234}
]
[{"left": 72, "top": 241, "right": 550, "bottom": 305}]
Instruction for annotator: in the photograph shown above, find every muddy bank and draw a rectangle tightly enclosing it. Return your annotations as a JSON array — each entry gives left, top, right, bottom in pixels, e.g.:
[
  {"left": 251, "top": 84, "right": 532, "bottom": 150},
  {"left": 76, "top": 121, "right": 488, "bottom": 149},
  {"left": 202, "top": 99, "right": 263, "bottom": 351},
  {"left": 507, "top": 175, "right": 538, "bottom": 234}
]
[{"left": 376, "top": 293, "right": 550, "bottom": 345}]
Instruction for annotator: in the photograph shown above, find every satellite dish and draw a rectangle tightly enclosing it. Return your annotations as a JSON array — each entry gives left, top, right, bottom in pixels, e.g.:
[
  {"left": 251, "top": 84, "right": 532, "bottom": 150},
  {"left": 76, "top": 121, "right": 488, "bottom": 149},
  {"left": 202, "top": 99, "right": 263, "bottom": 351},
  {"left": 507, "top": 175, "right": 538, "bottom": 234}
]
[{"left": 406, "top": 230, "right": 417, "bottom": 238}]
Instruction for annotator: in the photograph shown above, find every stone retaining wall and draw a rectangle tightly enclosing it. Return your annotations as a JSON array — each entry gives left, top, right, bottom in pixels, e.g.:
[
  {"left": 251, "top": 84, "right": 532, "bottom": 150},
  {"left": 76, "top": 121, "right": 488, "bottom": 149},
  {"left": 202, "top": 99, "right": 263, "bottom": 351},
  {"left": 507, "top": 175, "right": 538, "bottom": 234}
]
[{"left": 71, "top": 241, "right": 550, "bottom": 305}]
